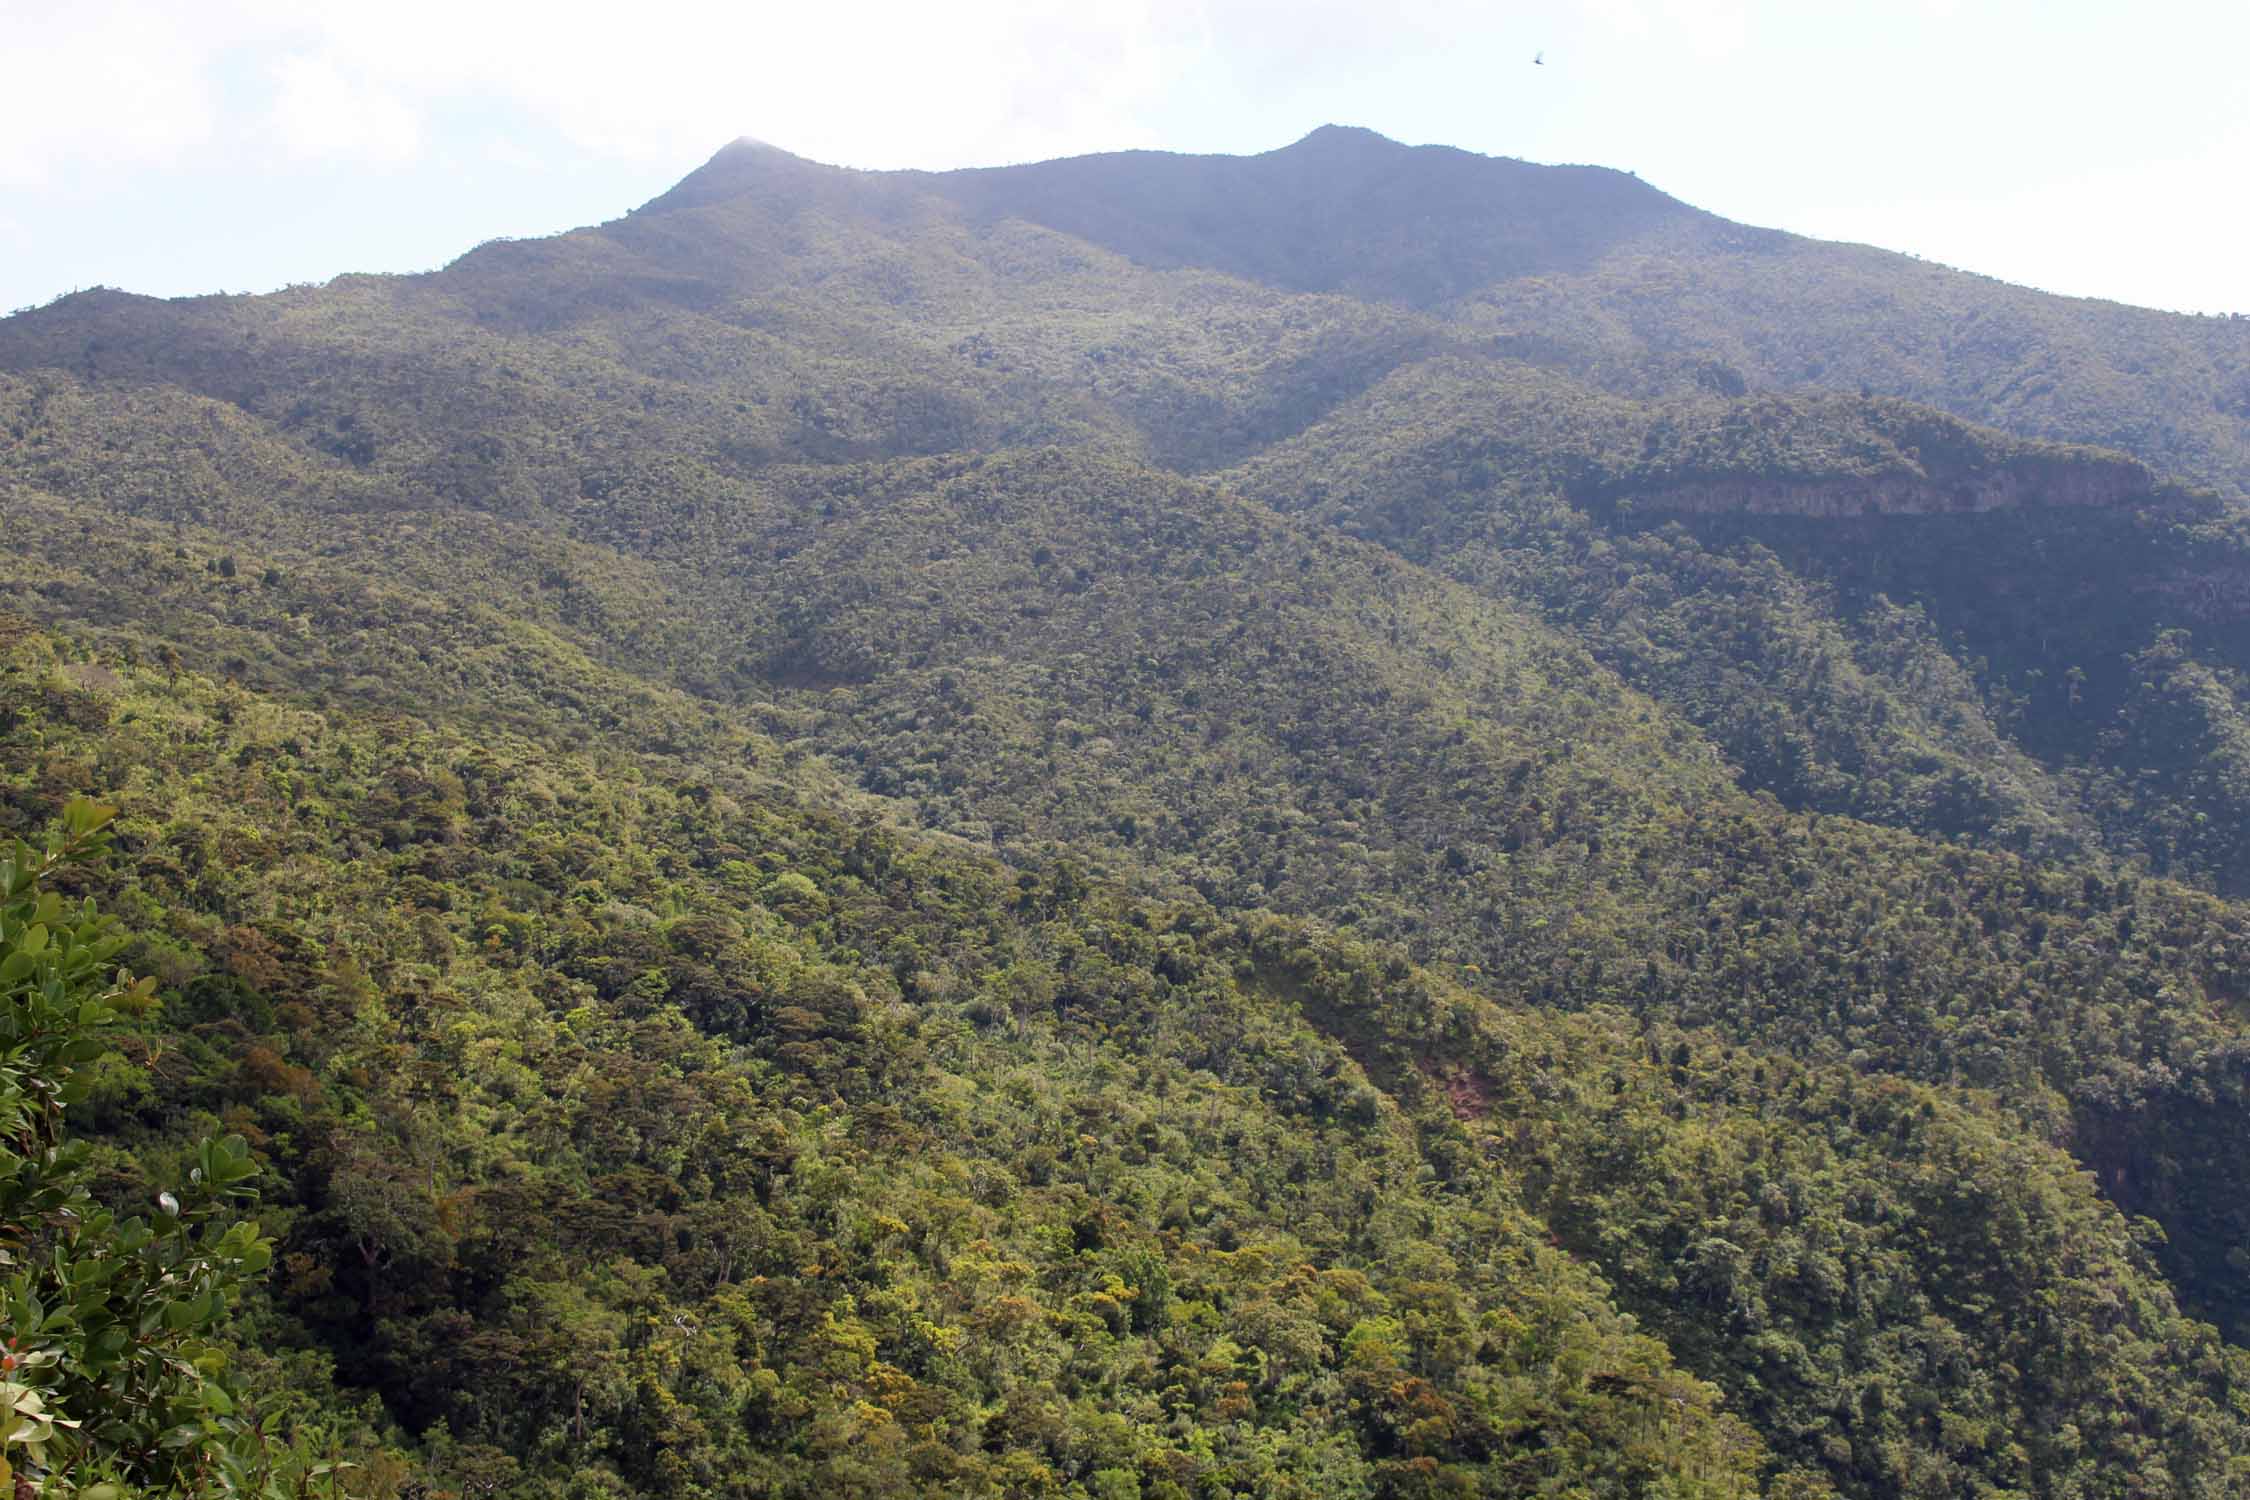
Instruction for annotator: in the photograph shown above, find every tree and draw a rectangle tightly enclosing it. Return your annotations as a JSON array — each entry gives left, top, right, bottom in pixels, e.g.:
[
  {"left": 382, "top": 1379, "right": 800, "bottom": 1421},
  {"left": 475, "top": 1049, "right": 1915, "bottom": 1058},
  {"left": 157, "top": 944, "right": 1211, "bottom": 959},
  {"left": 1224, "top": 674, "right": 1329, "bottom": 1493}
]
[{"left": 2, "top": 800, "right": 311, "bottom": 1498}]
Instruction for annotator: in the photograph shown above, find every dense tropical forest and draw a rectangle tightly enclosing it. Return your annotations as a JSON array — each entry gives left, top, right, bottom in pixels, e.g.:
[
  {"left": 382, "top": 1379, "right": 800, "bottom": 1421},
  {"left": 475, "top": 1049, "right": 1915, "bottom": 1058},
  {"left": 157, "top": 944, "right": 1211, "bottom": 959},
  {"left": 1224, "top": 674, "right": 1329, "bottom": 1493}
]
[{"left": 4, "top": 127, "right": 2249, "bottom": 1498}]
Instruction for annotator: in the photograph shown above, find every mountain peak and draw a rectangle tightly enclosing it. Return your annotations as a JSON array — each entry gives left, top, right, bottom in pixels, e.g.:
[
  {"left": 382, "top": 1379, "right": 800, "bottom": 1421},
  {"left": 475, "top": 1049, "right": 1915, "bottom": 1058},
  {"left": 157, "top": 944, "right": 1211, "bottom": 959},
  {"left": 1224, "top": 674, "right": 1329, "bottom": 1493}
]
[
  {"left": 634, "top": 135, "right": 839, "bottom": 216},
  {"left": 1279, "top": 124, "right": 1410, "bottom": 155},
  {"left": 613, "top": 122, "right": 1702, "bottom": 306},
  {"left": 708, "top": 134, "right": 808, "bottom": 165}
]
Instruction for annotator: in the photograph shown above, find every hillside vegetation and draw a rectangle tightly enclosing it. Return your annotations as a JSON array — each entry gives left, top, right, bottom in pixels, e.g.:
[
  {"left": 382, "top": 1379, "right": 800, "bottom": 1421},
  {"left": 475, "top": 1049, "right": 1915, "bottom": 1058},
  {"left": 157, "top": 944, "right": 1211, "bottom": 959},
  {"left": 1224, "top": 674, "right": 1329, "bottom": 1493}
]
[{"left": 5, "top": 126, "right": 2250, "bottom": 1498}]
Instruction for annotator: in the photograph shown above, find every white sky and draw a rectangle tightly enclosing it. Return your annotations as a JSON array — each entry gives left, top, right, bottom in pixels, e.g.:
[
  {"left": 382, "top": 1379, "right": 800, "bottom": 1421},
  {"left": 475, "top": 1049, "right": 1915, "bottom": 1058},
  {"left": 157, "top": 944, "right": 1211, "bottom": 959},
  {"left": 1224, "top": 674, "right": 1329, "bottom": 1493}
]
[{"left": 3, "top": 0, "right": 2245, "bottom": 315}]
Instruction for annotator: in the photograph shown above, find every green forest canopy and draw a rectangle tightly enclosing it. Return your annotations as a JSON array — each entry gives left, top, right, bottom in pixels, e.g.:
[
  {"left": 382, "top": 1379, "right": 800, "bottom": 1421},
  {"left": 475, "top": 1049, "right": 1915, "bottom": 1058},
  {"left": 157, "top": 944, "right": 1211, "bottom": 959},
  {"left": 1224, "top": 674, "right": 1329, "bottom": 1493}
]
[{"left": 4, "top": 127, "right": 2250, "bottom": 1498}]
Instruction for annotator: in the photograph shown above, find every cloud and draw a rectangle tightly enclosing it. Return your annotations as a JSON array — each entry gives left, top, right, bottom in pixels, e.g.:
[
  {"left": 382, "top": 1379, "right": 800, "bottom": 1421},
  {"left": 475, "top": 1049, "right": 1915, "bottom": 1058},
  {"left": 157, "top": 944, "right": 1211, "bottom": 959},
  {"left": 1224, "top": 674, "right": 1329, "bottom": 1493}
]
[
  {"left": 0, "top": 0, "right": 1432, "bottom": 184},
  {"left": 4, "top": 0, "right": 2243, "bottom": 312},
  {"left": 481, "top": 136, "right": 546, "bottom": 171},
  {"left": 1574, "top": 0, "right": 1751, "bottom": 60},
  {"left": 267, "top": 54, "right": 423, "bottom": 166},
  {"left": 0, "top": 1, "right": 226, "bottom": 186},
  {"left": 206, "top": 0, "right": 1192, "bottom": 170}
]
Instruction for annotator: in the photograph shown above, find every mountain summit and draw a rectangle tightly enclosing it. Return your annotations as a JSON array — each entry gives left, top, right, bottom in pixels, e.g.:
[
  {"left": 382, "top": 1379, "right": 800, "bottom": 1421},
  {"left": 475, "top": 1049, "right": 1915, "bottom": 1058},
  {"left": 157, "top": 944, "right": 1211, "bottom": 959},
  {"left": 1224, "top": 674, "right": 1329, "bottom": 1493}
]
[
  {"left": 637, "top": 124, "right": 1706, "bottom": 305},
  {"left": 594, "top": 126, "right": 2250, "bottom": 495}
]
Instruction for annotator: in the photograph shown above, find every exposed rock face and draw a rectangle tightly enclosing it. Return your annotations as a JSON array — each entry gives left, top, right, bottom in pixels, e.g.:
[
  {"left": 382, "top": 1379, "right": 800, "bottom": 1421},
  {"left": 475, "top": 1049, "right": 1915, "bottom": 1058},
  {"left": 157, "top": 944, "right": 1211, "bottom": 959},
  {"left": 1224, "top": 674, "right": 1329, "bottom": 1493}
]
[{"left": 1616, "top": 454, "right": 2154, "bottom": 517}]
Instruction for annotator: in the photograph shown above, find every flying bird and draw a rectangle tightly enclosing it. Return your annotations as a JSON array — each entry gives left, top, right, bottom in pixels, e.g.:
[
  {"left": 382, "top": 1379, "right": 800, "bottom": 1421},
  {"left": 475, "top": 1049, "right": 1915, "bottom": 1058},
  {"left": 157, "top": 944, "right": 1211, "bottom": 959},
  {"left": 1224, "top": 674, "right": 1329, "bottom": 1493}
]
[{"left": 1534, "top": 50, "right": 1544, "bottom": 65}]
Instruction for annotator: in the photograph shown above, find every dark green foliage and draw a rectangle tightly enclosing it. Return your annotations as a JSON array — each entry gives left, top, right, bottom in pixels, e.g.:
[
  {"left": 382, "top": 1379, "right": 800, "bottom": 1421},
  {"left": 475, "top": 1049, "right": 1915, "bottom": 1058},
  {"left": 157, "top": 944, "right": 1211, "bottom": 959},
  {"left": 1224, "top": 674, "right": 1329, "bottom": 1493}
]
[
  {"left": 1, "top": 801, "right": 332, "bottom": 1498},
  {"left": 1237, "top": 929, "right": 2250, "bottom": 1498},
  {"left": 1227, "top": 355, "right": 2250, "bottom": 898}
]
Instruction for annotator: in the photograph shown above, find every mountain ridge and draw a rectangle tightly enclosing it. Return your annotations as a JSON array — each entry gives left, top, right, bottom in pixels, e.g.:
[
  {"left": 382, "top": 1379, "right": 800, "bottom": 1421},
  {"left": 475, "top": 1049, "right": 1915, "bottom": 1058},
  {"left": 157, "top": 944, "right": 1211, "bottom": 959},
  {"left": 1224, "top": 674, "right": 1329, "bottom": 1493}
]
[{"left": 14, "top": 127, "right": 2241, "bottom": 494}]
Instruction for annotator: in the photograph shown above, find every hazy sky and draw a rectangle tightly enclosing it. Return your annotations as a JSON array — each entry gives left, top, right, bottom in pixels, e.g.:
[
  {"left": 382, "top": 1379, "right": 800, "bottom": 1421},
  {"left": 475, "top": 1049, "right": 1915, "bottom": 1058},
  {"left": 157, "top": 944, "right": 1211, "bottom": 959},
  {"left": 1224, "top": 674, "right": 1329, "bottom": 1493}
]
[{"left": 4, "top": 0, "right": 2244, "bottom": 316}]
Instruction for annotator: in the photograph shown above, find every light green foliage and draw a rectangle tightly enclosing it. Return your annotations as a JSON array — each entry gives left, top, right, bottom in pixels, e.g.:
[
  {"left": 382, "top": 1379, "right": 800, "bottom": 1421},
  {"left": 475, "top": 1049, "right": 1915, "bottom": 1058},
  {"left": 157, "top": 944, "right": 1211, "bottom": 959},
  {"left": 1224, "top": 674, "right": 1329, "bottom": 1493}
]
[
  {"left": 0, "top": 642, "right": 1786, "bottom": 1498},
  {"left": 3, "top": 624, "right": 2247, "bottom": 1496}
]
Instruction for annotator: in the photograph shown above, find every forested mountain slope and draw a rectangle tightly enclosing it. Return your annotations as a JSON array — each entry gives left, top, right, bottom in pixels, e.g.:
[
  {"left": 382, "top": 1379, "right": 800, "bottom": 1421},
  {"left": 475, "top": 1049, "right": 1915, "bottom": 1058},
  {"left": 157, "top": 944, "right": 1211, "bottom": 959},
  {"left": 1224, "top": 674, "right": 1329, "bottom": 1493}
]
[
  {"left": 6, "top": 127, "right": 2250, "bottom": 1499},
  {"left": 11, "top": 128, "right": 2250, "bottom": 908},
  {"left": 651, "top": 126, "right": 2250, "bottom": 493},
  {"left": 1225, "top": 358, "right": 2250, "bottom": 890},
  {"left": 11, "top": 471, "right": 2250, "bottom": 1497}
]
